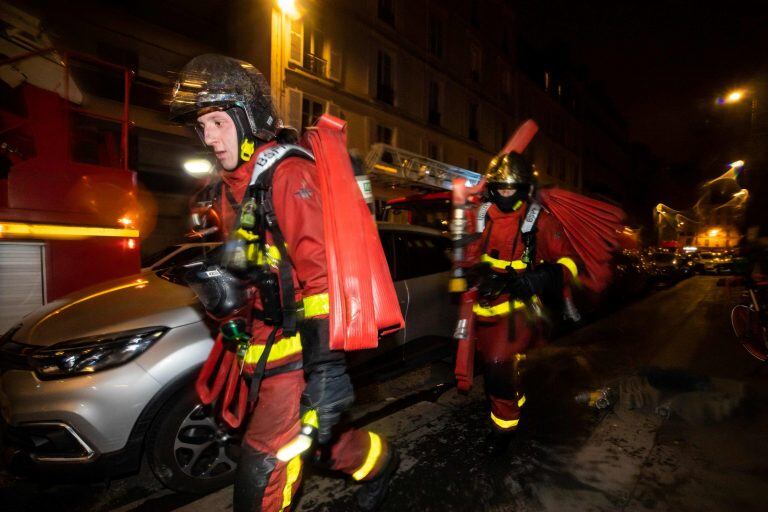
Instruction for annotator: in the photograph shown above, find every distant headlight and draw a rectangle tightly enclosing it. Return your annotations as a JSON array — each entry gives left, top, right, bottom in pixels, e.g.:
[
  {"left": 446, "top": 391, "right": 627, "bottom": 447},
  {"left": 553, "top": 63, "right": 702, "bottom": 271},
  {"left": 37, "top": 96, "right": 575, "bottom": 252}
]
[{"left": 29, "top": 327, "right": 167, "bottom": 379}]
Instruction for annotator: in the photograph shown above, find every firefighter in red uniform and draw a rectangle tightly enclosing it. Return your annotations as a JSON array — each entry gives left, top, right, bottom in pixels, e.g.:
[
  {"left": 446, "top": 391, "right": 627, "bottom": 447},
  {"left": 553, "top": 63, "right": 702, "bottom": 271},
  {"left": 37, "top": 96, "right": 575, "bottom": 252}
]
[
  {"left": 170, "top": 54, "right": 396, "bottom": 512},
  {"left": 465, "top": 152, "right": 579, "bottom": 443}
]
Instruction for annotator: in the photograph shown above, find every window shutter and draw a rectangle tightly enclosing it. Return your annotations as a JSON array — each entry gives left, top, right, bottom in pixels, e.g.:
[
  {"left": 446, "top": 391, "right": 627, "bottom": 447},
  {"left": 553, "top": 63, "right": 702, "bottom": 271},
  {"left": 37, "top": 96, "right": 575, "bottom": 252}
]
[
  {"left": 289, "top": 20, "right": 304, "bottom": 65},
  {"left": 328, "top": 49, "right": 342, "bottom": 82},
  {"left": 286, "top": 88, "right": 303, "bottom": 130}
]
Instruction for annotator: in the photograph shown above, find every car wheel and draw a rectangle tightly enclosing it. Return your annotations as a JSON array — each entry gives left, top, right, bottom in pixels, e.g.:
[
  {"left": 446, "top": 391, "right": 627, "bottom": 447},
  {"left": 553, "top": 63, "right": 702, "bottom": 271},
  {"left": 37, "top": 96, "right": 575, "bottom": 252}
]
[{"left": 145, "top": 386, "right": 240, "bottom": 494}]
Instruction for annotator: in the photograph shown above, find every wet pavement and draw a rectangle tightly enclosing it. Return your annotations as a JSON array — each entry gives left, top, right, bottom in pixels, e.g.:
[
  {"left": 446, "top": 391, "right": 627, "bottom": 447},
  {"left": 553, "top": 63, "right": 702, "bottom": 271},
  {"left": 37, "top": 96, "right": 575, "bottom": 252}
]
[{"left": 4, "top": 276, "right": 768, "bottom": 511}]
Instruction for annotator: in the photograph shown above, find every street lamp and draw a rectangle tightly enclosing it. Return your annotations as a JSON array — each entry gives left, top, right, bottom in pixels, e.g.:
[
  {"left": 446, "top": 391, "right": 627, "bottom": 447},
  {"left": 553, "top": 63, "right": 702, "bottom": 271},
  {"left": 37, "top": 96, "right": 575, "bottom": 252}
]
[
  {"left": 729, "top": 159, "right": 745, "bottom": 169},
  {"left": 277, "top": 0, "right": 301, "bottom": 20}
]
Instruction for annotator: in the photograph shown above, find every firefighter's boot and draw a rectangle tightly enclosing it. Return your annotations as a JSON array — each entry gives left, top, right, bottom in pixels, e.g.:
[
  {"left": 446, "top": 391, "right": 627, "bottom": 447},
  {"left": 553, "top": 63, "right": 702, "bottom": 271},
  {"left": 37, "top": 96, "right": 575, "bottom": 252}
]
[{"left": 355, "top": 447, "right": 399, "bottom": 512}]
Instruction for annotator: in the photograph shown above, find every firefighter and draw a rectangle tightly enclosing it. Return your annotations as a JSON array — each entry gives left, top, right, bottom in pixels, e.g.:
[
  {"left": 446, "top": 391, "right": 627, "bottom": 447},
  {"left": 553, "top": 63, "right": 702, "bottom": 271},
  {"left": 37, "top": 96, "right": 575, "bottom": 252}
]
[
  {"left": 170, "top": 54, "right": 397, "bottom": 512},
  {"left": 464, "top": 152, "right": 580, "bottom": 447}
]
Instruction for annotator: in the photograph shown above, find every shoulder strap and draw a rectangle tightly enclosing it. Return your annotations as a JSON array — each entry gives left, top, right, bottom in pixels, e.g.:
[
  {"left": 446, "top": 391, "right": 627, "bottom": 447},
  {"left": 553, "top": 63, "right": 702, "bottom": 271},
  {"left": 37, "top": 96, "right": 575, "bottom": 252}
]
[
  {"left": 521, "top": 201, "right": 542, "bottom": 267},
  {"left": 246, "top": 144, "right": 315, "bottom": 337},
  {"left": 476, "top": 202, "right": 493, "bottom": 233},
  {"left": 249, "top": 144, "right": 315, "bottom": 187}
]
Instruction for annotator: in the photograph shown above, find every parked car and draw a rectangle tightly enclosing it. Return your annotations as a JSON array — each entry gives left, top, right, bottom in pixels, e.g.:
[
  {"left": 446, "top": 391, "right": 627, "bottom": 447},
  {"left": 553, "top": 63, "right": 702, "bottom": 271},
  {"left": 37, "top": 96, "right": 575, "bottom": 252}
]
[
  {"left": 693, "top": 251, "right": 719, "bottom": 274},
  {"left": 0, "top": 223, "right": 454, "bottom": 492},
  {"left": 647, "top": 251, "right": 683, "bottom": 284}
]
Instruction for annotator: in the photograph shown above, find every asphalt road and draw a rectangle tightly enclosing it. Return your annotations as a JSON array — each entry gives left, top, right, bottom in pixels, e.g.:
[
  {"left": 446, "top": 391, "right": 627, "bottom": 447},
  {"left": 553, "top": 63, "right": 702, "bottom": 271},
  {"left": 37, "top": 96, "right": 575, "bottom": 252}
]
[{"left": 4, "top": 275, "right": 768, "bottom": 511}]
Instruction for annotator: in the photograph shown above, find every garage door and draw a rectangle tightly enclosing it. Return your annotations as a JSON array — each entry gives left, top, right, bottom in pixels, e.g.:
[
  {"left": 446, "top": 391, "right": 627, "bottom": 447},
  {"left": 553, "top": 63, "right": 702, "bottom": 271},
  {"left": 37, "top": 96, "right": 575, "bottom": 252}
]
[{"left": 0, "top": 243, "right": 45, "bottom": 333}]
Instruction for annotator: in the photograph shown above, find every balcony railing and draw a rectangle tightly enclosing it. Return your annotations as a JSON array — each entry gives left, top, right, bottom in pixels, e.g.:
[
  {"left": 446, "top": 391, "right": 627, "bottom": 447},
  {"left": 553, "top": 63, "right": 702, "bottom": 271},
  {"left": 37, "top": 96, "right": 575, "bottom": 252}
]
[{"left": 303, "top": 53, "right": 327, "bottom": 78}]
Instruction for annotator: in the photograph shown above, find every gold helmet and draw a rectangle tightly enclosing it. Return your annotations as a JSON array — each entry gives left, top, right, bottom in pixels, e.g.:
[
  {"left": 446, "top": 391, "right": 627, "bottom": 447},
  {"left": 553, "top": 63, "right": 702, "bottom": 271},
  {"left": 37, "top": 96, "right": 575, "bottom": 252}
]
[{"left": 484, "top": 151, "right": 535, "bottom": 188}]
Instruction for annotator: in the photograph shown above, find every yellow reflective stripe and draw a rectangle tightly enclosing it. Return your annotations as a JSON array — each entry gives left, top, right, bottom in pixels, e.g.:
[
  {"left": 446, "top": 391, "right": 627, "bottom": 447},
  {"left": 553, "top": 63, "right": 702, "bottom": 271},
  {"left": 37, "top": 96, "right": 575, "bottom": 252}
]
[
  {"left": 557, "top": 257, "right": 578, "bottom": 278},
  {"left": 301, "top": 409, "right": 319, "bottom": 429},
  {"left": 244, "top": 333, "right": 302, "bottom": 363},
  {"left": 481, "top": 254, "right": 527, "bottom": 271},
  {"left": 352, "top": 432, "right": 383, "bottom": 481},
  {"left": 303, "top": 293, "right": 330, "bottom": 318},
  {"left": 280, "top": 456, "right": 302, "bottom": 511},
  {"left": 517, "top": 395, "right": 526, "bottom": 408},
  {"left": 473, "top": 300, "right": 526, "bottom": 317},
  {"left": 491, "top": 412, "right": 519, "bottom": 430}
]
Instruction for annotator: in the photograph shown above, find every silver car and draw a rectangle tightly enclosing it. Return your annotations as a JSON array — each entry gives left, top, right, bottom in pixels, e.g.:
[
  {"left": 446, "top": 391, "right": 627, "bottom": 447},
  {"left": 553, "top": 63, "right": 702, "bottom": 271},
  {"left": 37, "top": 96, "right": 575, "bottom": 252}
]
[{"left": 0, "top": 223, "right": 454, "bottom": 492}]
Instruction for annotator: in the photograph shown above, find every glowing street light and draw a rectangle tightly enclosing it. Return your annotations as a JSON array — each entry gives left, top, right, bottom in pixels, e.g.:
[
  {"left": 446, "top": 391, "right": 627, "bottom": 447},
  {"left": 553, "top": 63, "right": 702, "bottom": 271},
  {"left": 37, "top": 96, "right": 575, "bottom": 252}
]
[
  {"left": 183, "top": 158, "right": 213, "bottom": 177},
  {"left": 708, "top": 228, "right": 720, "bottom": 237},
  {"left": 729, "top": 160, "right": 745, "bottom": 169},
  {"left": 277, "top": 0, "right": 301, "bottom": 20},
  {"left": 726, "top": 90, "right": 745, "bottom": 103}
]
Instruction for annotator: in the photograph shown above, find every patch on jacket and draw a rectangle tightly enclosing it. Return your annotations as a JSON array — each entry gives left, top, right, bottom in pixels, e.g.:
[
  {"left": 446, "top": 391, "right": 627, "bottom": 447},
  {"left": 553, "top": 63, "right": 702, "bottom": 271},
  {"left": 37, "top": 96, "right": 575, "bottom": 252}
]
[{"left": 295, "top": 185, "right": 313, "bottom": 199}]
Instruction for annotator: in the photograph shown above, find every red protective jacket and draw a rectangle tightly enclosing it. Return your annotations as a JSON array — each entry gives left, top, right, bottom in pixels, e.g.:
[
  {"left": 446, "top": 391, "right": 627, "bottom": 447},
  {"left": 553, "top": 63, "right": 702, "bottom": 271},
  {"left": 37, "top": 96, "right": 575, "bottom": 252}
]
[
  {"left": 465, "top": 202, "right": 580, "bottom": 316},
  {"left": 216, "top": 142, "right": 328, "bottom": 371}
]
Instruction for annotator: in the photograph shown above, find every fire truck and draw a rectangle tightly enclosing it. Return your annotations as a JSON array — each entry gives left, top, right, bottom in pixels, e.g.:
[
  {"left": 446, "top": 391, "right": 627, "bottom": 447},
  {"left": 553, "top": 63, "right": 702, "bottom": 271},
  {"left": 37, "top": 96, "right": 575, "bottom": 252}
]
[
  {"left": 0, "top": 46, "right": 140, "bottom": 332},
  {"left": 365, "top": 143, "right": 481, "bottom": 231}
]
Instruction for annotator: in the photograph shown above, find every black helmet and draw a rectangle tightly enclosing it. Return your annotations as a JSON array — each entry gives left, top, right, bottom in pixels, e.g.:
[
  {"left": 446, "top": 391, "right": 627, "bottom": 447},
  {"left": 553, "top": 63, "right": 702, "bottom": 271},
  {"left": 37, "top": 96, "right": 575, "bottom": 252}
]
[{"left": 170, "top": 54, "right": 279, "bottom": 142}]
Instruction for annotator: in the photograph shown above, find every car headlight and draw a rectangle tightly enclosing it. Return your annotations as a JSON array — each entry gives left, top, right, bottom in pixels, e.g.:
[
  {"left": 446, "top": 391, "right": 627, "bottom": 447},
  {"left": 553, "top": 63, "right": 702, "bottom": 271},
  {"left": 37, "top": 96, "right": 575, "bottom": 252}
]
[{"left": 28, "top": 327, "right": 167, "bottom": 379}]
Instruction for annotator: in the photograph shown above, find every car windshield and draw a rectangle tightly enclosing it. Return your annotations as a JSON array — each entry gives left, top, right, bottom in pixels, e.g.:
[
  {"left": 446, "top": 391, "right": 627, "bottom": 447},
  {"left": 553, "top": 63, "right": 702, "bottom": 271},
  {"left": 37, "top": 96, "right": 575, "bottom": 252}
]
[{"left": 141, "top": 246, "right": 180, "bottom": 268}]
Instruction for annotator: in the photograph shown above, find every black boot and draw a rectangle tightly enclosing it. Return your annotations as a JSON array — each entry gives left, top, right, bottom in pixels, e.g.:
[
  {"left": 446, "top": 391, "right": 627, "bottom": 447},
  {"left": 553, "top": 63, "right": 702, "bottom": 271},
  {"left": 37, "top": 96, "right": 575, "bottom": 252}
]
[
  {"left": 485, "top": 429, "right": 516, "bottom": 457},
  {"left": 355, "top": 448, "right": 400, "bottom": 512}
]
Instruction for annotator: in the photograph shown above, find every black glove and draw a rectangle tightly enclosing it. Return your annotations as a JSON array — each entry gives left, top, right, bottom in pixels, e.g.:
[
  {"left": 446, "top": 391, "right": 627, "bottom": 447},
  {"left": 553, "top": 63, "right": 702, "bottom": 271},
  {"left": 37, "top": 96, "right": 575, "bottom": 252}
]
[
  {"left": 507, "top": 263, "right": 564, "bottom": 302},
  {"left": 467, "top": 263, "right": 508, "bottom": 303},
  {"left": 300, "top": 319, "right": 355, "bottom": 444}
]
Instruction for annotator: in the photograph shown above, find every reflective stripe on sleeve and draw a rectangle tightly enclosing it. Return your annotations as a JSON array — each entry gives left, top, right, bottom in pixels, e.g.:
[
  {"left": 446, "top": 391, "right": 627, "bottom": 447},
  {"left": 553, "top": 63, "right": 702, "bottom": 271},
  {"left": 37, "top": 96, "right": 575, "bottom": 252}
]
[
  {"left": 352, "top": 432, "right": 383, "bottom": 481},
  {"left": 481, "top": 254, "right": 527, "bottom": 271},
  {"left": 557, "top": 257, "right": 578, "bottom": 279},
  {"left": 473, "top": 298, "right": 529, "bottom": 317}
]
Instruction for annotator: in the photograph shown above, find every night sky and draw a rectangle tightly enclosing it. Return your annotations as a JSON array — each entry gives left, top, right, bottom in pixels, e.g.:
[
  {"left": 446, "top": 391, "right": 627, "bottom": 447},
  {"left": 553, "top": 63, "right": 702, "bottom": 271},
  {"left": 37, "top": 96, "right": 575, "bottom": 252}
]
[{"left": 517, "top": 0, "right": 768, "bottom": 165}]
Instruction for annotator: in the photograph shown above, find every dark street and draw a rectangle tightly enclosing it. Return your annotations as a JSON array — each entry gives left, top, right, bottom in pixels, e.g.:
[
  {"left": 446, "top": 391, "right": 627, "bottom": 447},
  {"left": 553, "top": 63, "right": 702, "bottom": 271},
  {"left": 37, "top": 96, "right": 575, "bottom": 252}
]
[{"left": 79, "top": 275, "right": 761, "bottom": 512}]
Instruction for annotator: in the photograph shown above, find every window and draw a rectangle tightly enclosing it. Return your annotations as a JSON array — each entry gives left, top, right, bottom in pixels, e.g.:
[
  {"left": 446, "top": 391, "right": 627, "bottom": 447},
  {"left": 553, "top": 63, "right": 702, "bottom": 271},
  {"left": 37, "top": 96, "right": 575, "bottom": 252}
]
[
  {"left": 393, "top": 233, "right": 451, "bottom": 280},
  {"left": 301, "top": 97, "right": 325, "bottom": 132},
  {"left": 428, "top": 14, "right": 443, "bottom": 58},
  {"left": 470, "top": 45, "right": 482, "bottom": 82},
  {"left": 302, "top": 19, "right": 326, "bottom": 77},
  {"left": 468, "top": 102, "right": 479, "bottom": 142},
  {"left": 376, "top": 124, "right": 393, "bottom": 145},
  {"left": 468, "top": 157, "right": 478, "bottom": 172},
  {"left": 376, "top": 50, "right": 395, "bottom": 105},
  {"left": 378, "top": 0, "right": 395, "bottom": 26},
  {"left": 428, "top": 81, "right": 441, "bottom": 126}
]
